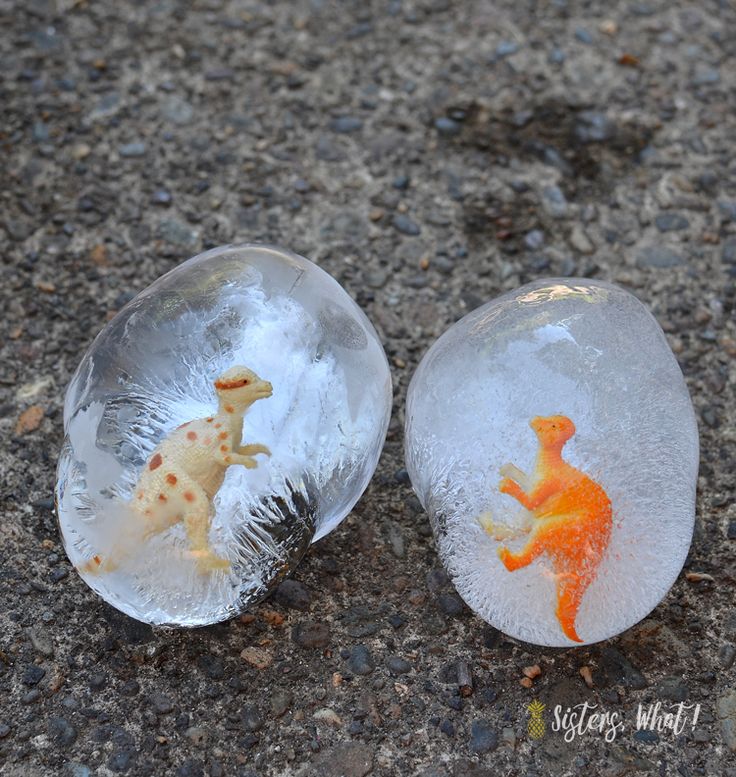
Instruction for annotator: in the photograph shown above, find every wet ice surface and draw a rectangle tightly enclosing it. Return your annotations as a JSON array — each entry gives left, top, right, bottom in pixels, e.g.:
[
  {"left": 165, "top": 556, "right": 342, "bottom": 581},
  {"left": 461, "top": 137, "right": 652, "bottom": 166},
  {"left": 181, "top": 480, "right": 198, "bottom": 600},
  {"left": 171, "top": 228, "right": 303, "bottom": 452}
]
[
  {"left": 57, "top": 244, "right": 392, "bottom": 626},
  {"left": 405, "top": 278, "right": 699, "bottom": 646}
]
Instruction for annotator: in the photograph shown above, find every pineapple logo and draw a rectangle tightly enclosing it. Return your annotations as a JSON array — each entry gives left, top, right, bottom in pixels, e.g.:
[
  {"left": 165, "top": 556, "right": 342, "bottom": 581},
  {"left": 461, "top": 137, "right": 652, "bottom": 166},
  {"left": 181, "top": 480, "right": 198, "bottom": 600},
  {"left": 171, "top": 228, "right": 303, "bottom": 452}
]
[{"left": 527, "top": 699, "right": 546, "bottom": 740}]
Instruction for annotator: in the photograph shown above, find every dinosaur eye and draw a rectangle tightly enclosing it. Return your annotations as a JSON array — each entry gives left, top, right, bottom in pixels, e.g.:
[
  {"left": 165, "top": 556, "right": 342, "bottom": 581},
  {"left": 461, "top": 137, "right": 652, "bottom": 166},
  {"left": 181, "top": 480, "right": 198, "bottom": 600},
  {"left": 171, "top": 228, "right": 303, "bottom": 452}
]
[{"left": 243, "top": 379, "right": 250, "bottom": 385}]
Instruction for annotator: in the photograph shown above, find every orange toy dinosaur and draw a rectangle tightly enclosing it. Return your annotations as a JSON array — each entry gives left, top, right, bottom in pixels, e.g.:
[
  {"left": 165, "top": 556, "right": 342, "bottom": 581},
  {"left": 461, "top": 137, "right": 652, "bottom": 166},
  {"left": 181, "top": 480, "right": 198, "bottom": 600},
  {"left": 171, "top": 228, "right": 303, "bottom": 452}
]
[{"left": 491, "top": 415, "right": 612, "bottom": 643}]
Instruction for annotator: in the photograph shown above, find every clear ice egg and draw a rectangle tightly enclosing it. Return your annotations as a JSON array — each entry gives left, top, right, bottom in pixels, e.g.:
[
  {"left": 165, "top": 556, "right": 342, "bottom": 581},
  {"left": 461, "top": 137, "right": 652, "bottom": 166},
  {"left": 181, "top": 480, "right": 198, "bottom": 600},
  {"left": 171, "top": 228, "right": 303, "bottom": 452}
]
[
  {"left": 405, "top": 278, "right": 698, "bottom": 647},
  {"left": 56, "top": 244, "right": 392, "bottom": 626}
]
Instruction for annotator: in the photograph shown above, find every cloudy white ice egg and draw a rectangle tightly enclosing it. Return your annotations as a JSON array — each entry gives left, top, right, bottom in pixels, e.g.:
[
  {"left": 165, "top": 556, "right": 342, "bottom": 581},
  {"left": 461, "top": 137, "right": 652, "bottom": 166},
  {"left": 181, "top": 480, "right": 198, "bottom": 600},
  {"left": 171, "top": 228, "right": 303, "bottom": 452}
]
[
  {"left": 56, "top": 244, "right": 392, "bottom": 626},
  {"left": 405, "top": 278, "right": 698, "bottom": 647}
]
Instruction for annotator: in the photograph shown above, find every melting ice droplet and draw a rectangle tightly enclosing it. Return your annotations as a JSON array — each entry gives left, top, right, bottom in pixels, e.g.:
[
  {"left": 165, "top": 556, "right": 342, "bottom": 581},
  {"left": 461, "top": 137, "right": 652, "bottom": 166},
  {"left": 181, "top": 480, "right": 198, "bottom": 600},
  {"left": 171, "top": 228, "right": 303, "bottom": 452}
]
[
  {"left": 56, "top": 244, "right": 392, "bottom": 626},
  {"left": 404, "top": 278, "right": 698, "bottom": 646}
]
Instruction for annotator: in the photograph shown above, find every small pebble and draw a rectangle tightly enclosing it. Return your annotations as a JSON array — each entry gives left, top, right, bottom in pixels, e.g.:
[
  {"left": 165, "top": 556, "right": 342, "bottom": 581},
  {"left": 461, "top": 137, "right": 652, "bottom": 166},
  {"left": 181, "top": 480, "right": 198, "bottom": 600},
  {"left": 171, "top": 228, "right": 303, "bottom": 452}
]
[
  {"left": 241, "top": 705, "right": 263, "bottom": 732},
  {"left": 240, "top": 646, "right": 273, "bottom": 669},
  {"left": 330, "top": 116, "right": 363, "bottom": 134},
  {"left": 574, "top": 27, "right": 594, "bottom": 44},
  {"left": 271, "top": 689, "right": 293, "bottom": 717},
  {"left": 655, "top": 213, "right": 689, "bottom": 232},
  {"left": 150, "top": 692, "right": 174, "bottom": 714},
  {"left": 292, "top": 620, "right": 330, "bottom": 649},
  {"left": 151, "top": 190, "right": 172, "bottom": 206},
  {"left": 495, "top": 40, "right": 519, "bottom": 58},
  {"left": 48, "top": 717, "right": 77, "bottom": 749},
  {"left": 541, "top": 185, "right": 568, "bottom": 218},
  {"left": 722, "top": 238, "right": 736, "bottom": 264},
  {"left": 273, "top": 580, "right": 311, "bottom": 611},
  {"left": 347, "top": 645, "right": 375, "bottom": 676},
  {"left": 118, "top": 142, "right": 146, "bottom": 158},
  {"left": 636, "top": 245, "right": 682, "bottom": 269},
  {"left": 434, "top": 117, "right": 461, "bottom": 137},
  {"left": 387, "top": 656, "right": 412, "bottom": 675},
  {"left": 469, "top": 720, "right": 498, "bottom": 754},
  {"left": 23, "top": 665, "right": 46, "bottom": 686},
  {"left": 392, "top": 214, "right": 421, "bottom": 236},
  {"left": 524, "top": 230, "right": 545, "bottom": 250}
]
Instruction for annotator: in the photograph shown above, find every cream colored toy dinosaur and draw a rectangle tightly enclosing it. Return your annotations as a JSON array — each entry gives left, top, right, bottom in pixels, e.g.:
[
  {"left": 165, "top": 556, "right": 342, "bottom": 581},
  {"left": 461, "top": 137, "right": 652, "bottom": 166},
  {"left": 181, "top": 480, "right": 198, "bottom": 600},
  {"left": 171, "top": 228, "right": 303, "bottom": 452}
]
[{"left": 86, "top": 365, "right": 272, "bottom": 574}]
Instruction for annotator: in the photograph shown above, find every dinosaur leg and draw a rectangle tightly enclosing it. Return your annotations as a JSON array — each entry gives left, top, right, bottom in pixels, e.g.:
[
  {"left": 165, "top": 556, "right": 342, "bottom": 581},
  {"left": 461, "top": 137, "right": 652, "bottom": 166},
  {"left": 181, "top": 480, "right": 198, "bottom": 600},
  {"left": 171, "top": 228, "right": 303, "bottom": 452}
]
[
  {"left": 499, "top": 463, "right": 529, "bottom": 491},
  {"left": 554, "top": 572, "right": 589, "bottom": 643},
  {"left": 479, "top": 510, "right": 531, "bottom": 541},
  {"left": 238, "top": 443, "right": 270, "bottom": 456},
  {"left": 498, "top": 533, "right": 544, "bottom": 571},
  {"left": 178, "top": 476, "right": 230, "bottom": 573}
]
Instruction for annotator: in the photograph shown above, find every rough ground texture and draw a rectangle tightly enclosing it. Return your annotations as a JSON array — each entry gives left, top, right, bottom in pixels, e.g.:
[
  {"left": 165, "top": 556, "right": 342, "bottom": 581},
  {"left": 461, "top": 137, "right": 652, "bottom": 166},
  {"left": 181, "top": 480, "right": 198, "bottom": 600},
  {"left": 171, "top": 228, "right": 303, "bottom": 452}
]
[{"left": 1, "top": 0, "right": 736, "bottom": 775}]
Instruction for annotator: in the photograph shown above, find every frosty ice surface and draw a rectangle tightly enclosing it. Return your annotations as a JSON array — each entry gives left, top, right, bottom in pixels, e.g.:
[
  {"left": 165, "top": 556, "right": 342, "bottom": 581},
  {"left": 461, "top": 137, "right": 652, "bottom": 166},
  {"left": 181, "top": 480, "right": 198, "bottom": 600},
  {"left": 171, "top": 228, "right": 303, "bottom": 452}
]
[
  {"left": 405, "top": 278, "right": 698, "bottom": 646},
  {"left": 56, "top": 244, "right": 392, "bottom": 626}
]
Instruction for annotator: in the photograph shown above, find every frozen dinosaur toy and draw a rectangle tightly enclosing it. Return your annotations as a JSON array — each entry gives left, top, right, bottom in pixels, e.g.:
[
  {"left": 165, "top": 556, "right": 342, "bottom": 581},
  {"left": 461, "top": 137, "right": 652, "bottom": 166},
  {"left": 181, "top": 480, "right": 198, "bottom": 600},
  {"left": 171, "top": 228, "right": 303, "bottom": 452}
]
[
  {"left": 87, "top": 365, "right": 272, "bottom": 574},
  {"left": 480, "top": 415, "right": 612, "bottom": 643}
]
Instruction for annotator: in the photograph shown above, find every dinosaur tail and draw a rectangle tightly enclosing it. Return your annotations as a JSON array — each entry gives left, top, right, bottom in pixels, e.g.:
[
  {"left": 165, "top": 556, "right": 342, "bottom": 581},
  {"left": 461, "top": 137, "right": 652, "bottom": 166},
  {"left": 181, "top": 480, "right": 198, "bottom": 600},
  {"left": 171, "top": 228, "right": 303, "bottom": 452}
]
[
  {"left": 556, "top": 576, "right": 587, "bottom": 644},
  {"left": 559, "top": 612, "right": 583, "bottom": 644}
]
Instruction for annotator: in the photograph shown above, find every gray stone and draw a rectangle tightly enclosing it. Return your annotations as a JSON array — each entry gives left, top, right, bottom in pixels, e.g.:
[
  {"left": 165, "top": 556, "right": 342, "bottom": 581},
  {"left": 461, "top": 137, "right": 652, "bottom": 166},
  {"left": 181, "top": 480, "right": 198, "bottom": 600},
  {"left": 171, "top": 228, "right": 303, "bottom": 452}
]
[
  {"left": 693, "top": 65, "right": 720, "bottom": 85},
  {"left": 541, "top": 185, "right": 568, "bottom": 218},
  {"left": 636, "top": 245, "right": 682, "bottom": 268},
  {"left": 157, "top": 219, "right": 197, "bottom": 247},
  {"left": 575, "top": 111, "right": 616, "bottom": 143},
  {"left": 387, "top": 656, "right": 412, "bottom": 675},
  {"left": 347, "top": 645, "right": 375, "bottom": 676},
  {"left": 656, "top": 675, "right": 688, "bottom": 702},
  {"left": 315, "top": 135, "right": 345, "bottom": 161},
  {"left": 495, "top": 40, "right": 519, "bottom": 58},
  {"left": 574, "top": 27, "right": 594, "bottom": 44},
  {"left": 570, "top": 224, "right": 594, "bottom": 253},
  {"left": 22, "top": 665, "right": 45, "bottom": 686},
  {"left": 722, "top": 237, "right": 736, "bottom": 264},
  {"left": 655, "top": 212, "right": 689, "bottom": 232},
  {"left": 524, "top": 229, "right": 544, "bottom": 250},
  {"left": 718, "top": 200, "right": 736, "bottom": 221},
  {"left": 386, "top": 521, "right": 405, "bottom": 558},
  {"left": 241, "top": 705, "right": 263, "bottom": 732},
  {"left": 161, "top": 96, "right": 194, "bottom": 125},
  {"left": 365, "top": 269, "right": 388, "bottom": 289},
  {"left": 548, "top": 47, "right": 565, "bottom": 64},
  {"left": 393, "top": 214, "right": 421, "bottom": 236},
  {"left": 118, "top": 142, "right": 146, "bottom": 157},
  {"left": 151, "top": 189, "right": 172, "bottom": 206},
  {"left": 329, "top": 116, "right": 363, "bottom": 134},
  {"left": 273, "top": 579, "right": 311, "bottom": 610},
  {"left": 600, "top": 647, "right": 648, "bottom": 689},
  {"left": 437, "top": 593, "right": 465, "bottom": 617},
  {"left": 32, "top": 121, "right": 49, "bottom": 142},
  {"left": 308, "top": 742, "right": 373, "bottom": 777},
  {"left": 27, "top": 626, "right": 53, "bottom": 657},
  {"left": 720, "top": 644, "right": 736, "bottom": 669},
  {"left": 150, "top": 692, "right": 174, "bottom": 714},
  {"left": 717, "top": 689, "right": 736, "bottom": 751},
  {"left": 48, "top": 716, "right": 77, "bottom": 748},
  {"left": 435, "top": 117, "right": 461, "bottom": 136},
  {"left": 185, "top": 726, "right": 207, "bottom": 746},
  {"left": 270, "top": 689, "right": 293, "bottom": 717},
  {"left": 469, "top": 720, "right": 498, "bottom": 754}
]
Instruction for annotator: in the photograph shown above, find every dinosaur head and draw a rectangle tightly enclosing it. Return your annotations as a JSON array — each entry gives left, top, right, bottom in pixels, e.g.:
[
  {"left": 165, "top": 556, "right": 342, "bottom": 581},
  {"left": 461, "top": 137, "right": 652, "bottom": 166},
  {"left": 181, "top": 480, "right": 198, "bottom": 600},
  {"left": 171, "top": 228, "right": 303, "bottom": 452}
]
[
  {"left": 214, "top": 365, "right": 272, "bottom": 409},
  {"left": 530, "top": 415, "right": 575, "bottom": 447}
]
